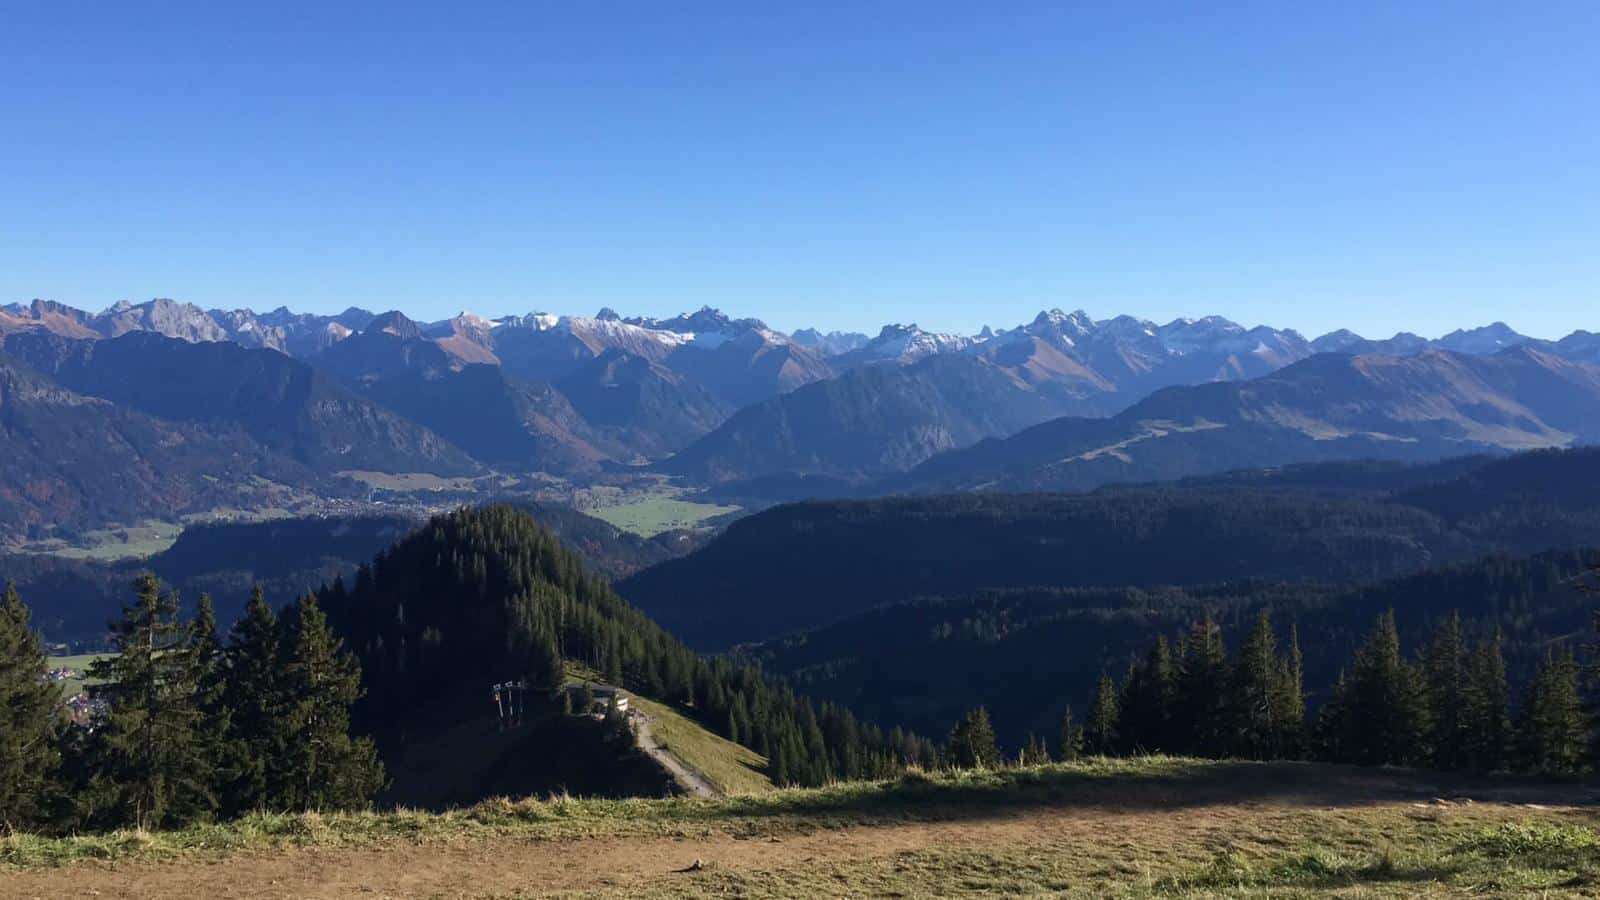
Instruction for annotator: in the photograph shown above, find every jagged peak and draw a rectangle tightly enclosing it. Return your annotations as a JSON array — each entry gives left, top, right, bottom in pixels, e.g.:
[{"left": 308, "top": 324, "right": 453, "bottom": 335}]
[{"left": 365, "top": 310, "right": 422, "bottom": 339}]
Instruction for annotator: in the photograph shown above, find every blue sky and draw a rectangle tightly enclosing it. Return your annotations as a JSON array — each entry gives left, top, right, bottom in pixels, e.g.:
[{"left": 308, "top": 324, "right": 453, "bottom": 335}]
[{"left": 3, "top": 2, "right": 1597, "bottom": 339}]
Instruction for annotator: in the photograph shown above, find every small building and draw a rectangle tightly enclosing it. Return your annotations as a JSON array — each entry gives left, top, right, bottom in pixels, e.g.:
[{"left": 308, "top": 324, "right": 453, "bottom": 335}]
[{"left": 565, "top": 682, "right": 629, "bottom": 715}]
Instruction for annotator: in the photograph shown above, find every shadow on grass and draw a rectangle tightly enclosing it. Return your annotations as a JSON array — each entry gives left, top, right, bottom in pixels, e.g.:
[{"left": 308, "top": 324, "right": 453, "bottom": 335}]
[{"left": 678, "top": 759, "right": 1599, "bottom": 831}]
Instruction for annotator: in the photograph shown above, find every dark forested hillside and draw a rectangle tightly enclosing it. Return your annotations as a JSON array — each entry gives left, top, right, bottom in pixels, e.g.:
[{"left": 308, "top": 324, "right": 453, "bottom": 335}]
[
  {"left": 319, "top": 506, "right": 929, "bottom": 791},
  {"left": 0, "top": 504, "right": 701, "bottom": 645},
  {"left": 0, "top": 356, "right": 324, "bottom": 536},
  {"left": 0, "top": 515, "right": 417, "bottom": 644},
  {"left": 743, "top": 550, "right": 1599, "bottom": 750},
  {"left": 620, "top": 448, "right": 1600, "bottom": 650}
]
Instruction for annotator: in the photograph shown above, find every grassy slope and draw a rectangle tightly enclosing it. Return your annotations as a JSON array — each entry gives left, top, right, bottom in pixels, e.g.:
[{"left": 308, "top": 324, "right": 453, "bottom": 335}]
[
  {"left": 626, "top": 693, "right": 774, "bottom": 795},
  {"left": 7, "top": 758, "right": 1600, "bottom": 897}
]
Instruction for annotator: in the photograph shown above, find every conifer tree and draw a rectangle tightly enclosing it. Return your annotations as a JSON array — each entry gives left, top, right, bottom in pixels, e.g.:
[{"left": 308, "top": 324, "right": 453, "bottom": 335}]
[
  {"left": 277, "top": 595, "right": 385, "bottom": 811},
  {"left": 1270, "top": 624, "right": 1307, "bottom": 758},
  {"left": 945, "top": 706, "right": 1001, "bottom": 769},
  {"left": 1020, "top": 732, "right": 1050, "bottom": 766},
  {"left": 1313, "top": 669, "right": 1354, "bottom": 762},
  {"left": 1176, "top": 616, "right": 1228, "bottom": 755},
  {"left": 223, "top": 587, "right": 286, "bottom": 811},
  {"left": 1118, "top": 637, "right": 1174, "bottom": 753},
  {"left": 1341, "top": 609, "right": 1429, "bottom": 766},
  {"left": 1516, "top": 648, "right": 1587, "bottom": 775},
  {"left": 0, "top": 582, "right": 62, "bottom": 833},
  {"left": 1423, "top": 612, "right": 1468, "bottom": 770},
  {"left": 1084, "top": 672, "right": 1120, "bottom": 755},
  {"left": 1057, "top": 705, "right": 1083, "bottom": 762},
  {"left": 89, "top": 574, "right": 211, "bottom": 829},
  {"left": 1229, "top": 610, "right": 1282, "bottom": 759},
  {"left": 1461, "top": 629, "right": 1512, "bottom": 771}
]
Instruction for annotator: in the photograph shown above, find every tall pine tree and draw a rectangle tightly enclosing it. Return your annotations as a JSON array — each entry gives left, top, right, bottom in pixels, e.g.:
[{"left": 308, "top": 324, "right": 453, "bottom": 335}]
[
  {"left": 1118, "top": 637, "right": 1175, "bottom": 754},
  {"left": 1423, "top": 612, "right": 1468, "bottom": 770},
  {"left": 1340, "top": 610, "right": 1429, "bottom": 766},
  {"left": 277, "top": 594, "right": 385, "bottom": 811},
  {"left": 222, "top": 586, "right": 288, "bottom": 812},
  {"left": 0, "top": 582, "right": 62, "bottom": 833},
  {"left": 1516, "top": 648, "right": 1587, "bottom": 775},
  {"left": 1057, "top": 705, "right": 1083, "bottom": 762},
  {"left": 1461, "top": 629, "right": 1512, "bottom": 771},
  {"left": 1228, "top": 610, "right": 1283, "bottom": 759},
  {"left": 1084, "top": 672, "right": 1120, "bottom": 756},
  {"left": 1269, "top": 623, "right": 1306, "bottom": 759},
  {"left": 1176, "top": 616, "right": 1228, "bottom": 756},
  {"left": 88, "top": 574, "right": 211, "bottom": 829}
]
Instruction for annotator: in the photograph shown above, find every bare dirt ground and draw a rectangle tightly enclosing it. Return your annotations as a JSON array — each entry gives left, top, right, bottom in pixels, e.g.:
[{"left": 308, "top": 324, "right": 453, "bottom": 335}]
[{"left": 4, "top": 767, "right": 1594, "bottom": 899}]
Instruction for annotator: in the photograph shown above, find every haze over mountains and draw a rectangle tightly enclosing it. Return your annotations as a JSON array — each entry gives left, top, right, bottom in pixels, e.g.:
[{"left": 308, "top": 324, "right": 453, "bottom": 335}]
[{"left": 2, "top": 294, "right": 1597, "bottom": 543}]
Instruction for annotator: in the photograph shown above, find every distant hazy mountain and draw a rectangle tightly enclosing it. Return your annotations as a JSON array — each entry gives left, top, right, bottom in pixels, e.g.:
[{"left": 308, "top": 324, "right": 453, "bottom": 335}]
[
  {"left": 556, "top": 349, "right": 734, "bottom": 458},
  {"left": 6, "top": 296, "right": 1596, "bottom": 486},
  {"left": 0, "top": 355, "right": 320, "bottom": 535},
  {"left": 356, "top": 365, "right": 618, "bottom": 474},
  {"left": 660, "top": 352, "right": 1120, "bottom": 482},
  {"left": 791, "top": 328, "right": 870, "bottom": 356},
  {"left": 2, "top": 330, "right": 478, "bottom": 477},
  {"left": 900, "top": 346, "right": 1600, "bottom": 494}
]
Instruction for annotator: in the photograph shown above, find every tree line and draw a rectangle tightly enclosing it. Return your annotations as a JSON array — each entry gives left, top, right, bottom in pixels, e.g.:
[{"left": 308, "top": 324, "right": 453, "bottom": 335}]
[
  {"left": 0, "top": 577, "right": 382, "bottom": 834},
  {"left": 937, "top": 606, "right": 1595, "bottom": 776}
]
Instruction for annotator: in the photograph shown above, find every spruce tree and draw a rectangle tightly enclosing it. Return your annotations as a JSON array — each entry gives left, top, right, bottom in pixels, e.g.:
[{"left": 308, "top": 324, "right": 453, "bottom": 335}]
[
  {"left": 1228, "top": 610, "right": 1282, "bottom": 759},
  {"left": 945, "top": 706, "right": 1001, "bottom": 769},
  {"left": 178, "top": 594, "right": 224, "bottom": 821},
  {"left": 1118, "top": 637, "right": 1174, "bottom": 754},
  {"left": 278, "top": 595, "right": 385, "bottom": 811},
  {"left": 1342, "top": 610, "right": 1429, "bottom": 766},
  {"left": 223, "top": 586, "right": 287, "bottom": 812},
  {"left": 0, "top": 582, "right": 62, "bottom": 833},
  {"left": 1084, "top": 672, "right": 1120, "bottom": 755},
  {"left": 1270, "top": 624, "right": 1307, "bottom": 758},
  {"left": 1423, "top": 612, "right": 1468, "bottom": 770},
  {"left": 89, "top": 574, "right": 211, "bottom": 829},
  {"left": 1020, "top": 732, "right": 1050, "bottom": 766},
  {"left": 1313, "top": 669, "right": 1354, "bottom": 762},
  {"left": 1461, "top": 630, "right": 1511, "bottom": 771},
  {"left": 1057, "top": 705, "right": 1083, "bottom": 762},
  {"left": 1516, "top": 648, "right": 1587, "bottom": 775},
  {"left": 1176, "top": 616, "right": 1228, "bottom": 756}
]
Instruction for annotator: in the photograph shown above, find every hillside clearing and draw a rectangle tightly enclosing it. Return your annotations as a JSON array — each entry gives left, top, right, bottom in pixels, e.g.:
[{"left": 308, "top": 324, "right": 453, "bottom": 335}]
[
  {"left": 4, "top": 759, "right": 1598, "bottom": 897},
  {"left": 626, "top": 693, "right": 774, "bottom": 796}
]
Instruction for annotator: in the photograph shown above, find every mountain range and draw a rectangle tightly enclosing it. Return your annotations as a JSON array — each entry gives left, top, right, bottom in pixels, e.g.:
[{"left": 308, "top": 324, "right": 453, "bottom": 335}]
[{"left": 2, "top": 294, "right": 1597, "bottom": 541}]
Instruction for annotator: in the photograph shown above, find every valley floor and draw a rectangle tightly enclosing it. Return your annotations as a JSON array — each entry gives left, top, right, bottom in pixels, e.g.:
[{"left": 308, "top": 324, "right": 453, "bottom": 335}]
[{"left": 4, "top": 759, "right": 1599, "bottom": 898}]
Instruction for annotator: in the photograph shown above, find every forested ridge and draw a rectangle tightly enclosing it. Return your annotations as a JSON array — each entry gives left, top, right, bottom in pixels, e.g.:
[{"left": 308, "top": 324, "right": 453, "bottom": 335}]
[
  {"left": 622, "top": 448, "right": 1600, "bottom": 650},
  {"left": 745, "top": 549, "right": 1599, "bottom": 749},
  {"left": 319, "top": 505, "right": 934, "bottom": 788}
]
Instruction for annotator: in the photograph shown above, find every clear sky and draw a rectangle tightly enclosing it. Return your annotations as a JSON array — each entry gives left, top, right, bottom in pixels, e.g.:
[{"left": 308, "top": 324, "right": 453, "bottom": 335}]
[{"left": 3, "top": 2, "right": 1597, "bottom": 340}]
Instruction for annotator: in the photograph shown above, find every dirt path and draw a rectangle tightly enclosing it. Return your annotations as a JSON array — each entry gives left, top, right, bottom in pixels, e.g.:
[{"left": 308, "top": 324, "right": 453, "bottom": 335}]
[{"left": 629, "top": 710, "right": 720, "bottom": 799}]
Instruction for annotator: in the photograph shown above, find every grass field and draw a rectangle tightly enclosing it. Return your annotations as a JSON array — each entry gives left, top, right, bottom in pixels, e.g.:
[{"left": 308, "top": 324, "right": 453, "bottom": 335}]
[
  {"left": 626, "top": 694, "right": 774, "bottom": 796},
  {"left": 5, "top": 758, "right": 1599, "bottom": 897},
  {"left": 335, "top": 471, "right": 485, "bottom": 492},
  {"left": 45, "top": 653, "right": 109, "bottom": 696},
  {"left": 18, "top": 520, "right": 184, "bottom": 560},
  {"left": 584, "top": 494, "right": 739, "bottom": 537}
]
